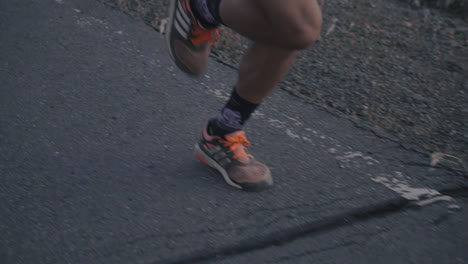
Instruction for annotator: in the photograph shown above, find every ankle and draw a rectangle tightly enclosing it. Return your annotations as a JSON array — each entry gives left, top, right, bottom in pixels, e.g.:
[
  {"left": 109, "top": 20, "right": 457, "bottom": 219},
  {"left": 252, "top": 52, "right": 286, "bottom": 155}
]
[
  {"left": 225, "top": 88, "right": 259, "bottom": 124},
  {"left": 208, "top": 118, "right": 239, "bottom": 137}
]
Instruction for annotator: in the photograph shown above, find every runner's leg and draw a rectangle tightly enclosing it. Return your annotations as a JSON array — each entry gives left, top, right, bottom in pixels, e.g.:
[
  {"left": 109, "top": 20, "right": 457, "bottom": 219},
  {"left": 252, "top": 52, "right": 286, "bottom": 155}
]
[
  {"left": 236, "top": 43, "right": 297, "bottom": 104},
  {"left": 169, "top": 0, "right": 322, "bottom": 190},
  {"left": 198, "top": 0, "right": 322, "bottom": 191},
  {"left": 211, "top": 0, "right": 322, "bottom": 134}
]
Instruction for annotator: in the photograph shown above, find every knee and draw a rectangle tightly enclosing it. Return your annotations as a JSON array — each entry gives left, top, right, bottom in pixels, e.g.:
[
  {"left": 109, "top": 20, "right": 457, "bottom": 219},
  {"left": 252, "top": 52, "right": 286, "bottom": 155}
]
[
  {"left": 274, "top": 7, "right": 322, "bottom": 50},
  {"left": 260, "top": 0, "right": 323, "bottom": 50},
  {"left": 289, "top": 22, "right": 322, "bottom": 50},
  {"left": 284, "top": 2, "right": 323, "bottom": 50}
]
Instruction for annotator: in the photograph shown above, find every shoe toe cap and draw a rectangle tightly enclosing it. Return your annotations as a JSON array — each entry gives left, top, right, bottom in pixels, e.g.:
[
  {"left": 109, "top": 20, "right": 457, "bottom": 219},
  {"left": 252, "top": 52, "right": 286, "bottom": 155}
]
[{"left": 229, "top": 161, "right": 273, "bottom": 192}]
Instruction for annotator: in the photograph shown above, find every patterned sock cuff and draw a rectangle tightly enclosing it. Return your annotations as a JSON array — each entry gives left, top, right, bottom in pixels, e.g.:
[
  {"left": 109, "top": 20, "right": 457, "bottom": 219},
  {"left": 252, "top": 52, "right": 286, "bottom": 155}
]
[
  {"left": 207, "top": 0, "right": 224, "bottom": 26},
  {"left": 190, "top": 0, "right": 220, "bottom": 29},
  {"left": 225, "top": 88, "right": 259, "bottom": 125}
]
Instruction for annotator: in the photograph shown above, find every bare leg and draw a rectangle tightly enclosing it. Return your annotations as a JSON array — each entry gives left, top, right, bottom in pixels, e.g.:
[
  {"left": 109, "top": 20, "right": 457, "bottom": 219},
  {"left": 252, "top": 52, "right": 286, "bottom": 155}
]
[
  {"left": 220, "top": 0, "right": 323, "bottom": 50},
  {"left": 237, "top": 43, "right": 297, "bottom": 104},
  {"left": 221, "top": 0, "right": 322, "bottom": 104}
]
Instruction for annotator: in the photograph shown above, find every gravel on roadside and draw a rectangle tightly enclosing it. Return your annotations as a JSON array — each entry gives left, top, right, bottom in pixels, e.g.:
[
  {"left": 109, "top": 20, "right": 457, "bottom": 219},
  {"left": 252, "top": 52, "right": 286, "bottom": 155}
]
[{"left": 99, "top": 0, "right": 468, "bottom": 171}]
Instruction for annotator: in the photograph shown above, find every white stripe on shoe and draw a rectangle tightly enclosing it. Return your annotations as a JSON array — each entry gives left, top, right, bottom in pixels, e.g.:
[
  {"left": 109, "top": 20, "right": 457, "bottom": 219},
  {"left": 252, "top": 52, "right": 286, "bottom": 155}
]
[
  {"left": 175, "top": 19, "right": 188, "bottom": 39},
  {"left": 195, "top": 144, "right": 243, "bottom": 190},
  {"left": 178, "top": 1, "right": 191, "bottom": 26},
  {"left": 176, "top": 9, "right": 190, "bottom": 33}
]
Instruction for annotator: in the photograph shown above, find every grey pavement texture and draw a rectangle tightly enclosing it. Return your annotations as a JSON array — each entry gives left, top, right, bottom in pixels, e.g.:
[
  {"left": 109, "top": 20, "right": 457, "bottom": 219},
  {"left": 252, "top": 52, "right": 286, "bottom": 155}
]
[{"left": 1, "top": 0, "right": 467, "bottom": 263}]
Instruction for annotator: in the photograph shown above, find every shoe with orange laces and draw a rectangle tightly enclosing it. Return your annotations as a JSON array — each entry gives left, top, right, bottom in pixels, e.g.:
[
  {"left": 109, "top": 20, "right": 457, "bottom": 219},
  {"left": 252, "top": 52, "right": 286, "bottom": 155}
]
[
  {"left": 166, "top": 0, "right": 220, "bottom": 75},
  {"left": 194, "top": 121, "right": 273, "bottom": 192}
]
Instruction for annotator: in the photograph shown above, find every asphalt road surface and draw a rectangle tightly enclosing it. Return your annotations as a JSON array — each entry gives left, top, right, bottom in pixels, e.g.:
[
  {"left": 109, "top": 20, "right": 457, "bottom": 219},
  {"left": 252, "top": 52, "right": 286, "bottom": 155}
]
[{"left": 1, "top": 0, "right": 467, "bottom": 263}]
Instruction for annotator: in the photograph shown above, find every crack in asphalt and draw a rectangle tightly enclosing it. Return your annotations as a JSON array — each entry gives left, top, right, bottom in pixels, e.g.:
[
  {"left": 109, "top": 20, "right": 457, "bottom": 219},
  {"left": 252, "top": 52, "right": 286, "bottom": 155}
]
[
  {"left": 121, "top": 196, "right": 374, "bottom": 249},
  {"left": 265, "top": 240, "right": 359, "bottom": 264},
  {"left": 265, "top": 228, "right": 392, "bottom": 263},
  {"left": 439, "top": 185, "right": 468, "bottom": 197},
  {"left": 156, "top": 197, "right": 409, "bottom": 264},
  {"left": 154, "top": 186, "right": 468, "bottom": 264},
  {"left": 126, "top": 196, "right": 374, "bottom": 245},
  {"left": 98, "top": 195, "right": 383, "bottom": 262}
]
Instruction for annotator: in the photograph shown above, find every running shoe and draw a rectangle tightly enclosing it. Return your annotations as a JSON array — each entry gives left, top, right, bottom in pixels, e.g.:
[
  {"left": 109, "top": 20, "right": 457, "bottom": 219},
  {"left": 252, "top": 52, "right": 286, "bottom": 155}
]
[
  {"left": 166, "top": 0, "right": 220, "bottom": 75},
  {"left": 195, "top": 121, "right": 273, "bottom": 192}
]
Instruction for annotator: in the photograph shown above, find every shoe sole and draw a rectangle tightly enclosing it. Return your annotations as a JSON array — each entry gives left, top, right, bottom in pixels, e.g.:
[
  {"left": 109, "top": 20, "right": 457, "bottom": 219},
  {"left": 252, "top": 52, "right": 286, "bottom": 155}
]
[
  {"left": 166, "top": 0, "right": 177, "bottom": 62},
  {"left": 194, "top": 144, "right": 273, "bottom": 192}
]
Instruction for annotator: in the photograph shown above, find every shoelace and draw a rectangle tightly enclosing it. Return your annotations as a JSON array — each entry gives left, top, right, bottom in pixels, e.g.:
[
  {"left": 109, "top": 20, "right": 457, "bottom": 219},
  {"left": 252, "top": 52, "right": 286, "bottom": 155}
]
[
  {"left": 220, "top": 133, "right": 252, "bottom": 159},
  {"left": 189, "top": 22, "right": 220, "bottom": 46}
]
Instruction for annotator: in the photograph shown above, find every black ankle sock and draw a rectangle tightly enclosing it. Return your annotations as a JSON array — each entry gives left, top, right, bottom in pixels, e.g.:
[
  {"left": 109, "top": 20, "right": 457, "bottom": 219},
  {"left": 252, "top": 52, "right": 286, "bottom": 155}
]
[
  {"left": 190, "top": 0, "right": 223, "bottom": 29},
  {"left": 210, "top": 88, "right": 260, "bottom": 137},
  {"left": 206, "top": 0, "right": 224, "bottom": 25},
  {"left": 224, "top": 88, "right": 259, "bottom": 124}
]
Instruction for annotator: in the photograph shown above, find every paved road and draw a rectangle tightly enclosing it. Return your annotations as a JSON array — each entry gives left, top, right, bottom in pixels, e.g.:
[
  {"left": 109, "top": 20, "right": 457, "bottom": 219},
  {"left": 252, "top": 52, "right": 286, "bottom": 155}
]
[{"left": 1, "top": 0, "right": 467, "bottom": 263}]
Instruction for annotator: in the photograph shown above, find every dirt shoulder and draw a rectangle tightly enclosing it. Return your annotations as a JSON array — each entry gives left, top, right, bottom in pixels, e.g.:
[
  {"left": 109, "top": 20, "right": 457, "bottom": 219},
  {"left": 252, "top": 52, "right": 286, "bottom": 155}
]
[{"left": 99, "top": 0, "right": 467, "bottom": 171}]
